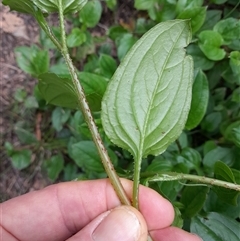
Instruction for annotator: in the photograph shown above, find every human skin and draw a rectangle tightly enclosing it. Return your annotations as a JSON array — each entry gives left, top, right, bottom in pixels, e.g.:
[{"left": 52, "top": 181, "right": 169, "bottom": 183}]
[{"left": 0, "top": 179, "right": 202, "bottom": 241}]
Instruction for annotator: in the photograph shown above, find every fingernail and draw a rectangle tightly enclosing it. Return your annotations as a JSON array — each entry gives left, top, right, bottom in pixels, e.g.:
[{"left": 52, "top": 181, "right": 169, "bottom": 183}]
[{"left": 92, "top": 207, "right": 141, "bottom": 241}]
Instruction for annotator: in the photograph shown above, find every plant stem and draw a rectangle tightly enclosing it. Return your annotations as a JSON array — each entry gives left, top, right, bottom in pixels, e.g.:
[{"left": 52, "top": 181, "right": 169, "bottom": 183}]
[
  {"left": 133, "top": 154, "right": 142, "bottom": 209},
  {"left": 143, "top": 172, "right": 240, "bottom": 191},
  {"left": 57, "top": 0, "right": 130, "bottom": 206}
]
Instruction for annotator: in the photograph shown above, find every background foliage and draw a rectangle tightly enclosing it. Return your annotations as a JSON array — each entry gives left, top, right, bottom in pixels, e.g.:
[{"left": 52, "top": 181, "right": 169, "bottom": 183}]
[{"left": 3, "top": 0, "right": 240, "bottom": 240}]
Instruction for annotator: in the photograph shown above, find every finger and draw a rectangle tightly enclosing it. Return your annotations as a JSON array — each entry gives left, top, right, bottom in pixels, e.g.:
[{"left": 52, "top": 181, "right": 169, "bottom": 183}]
[
  {"left": 66, "top": 206, "right": 148, "bottom": 241},
  {"left": 1, "top": 178, "right": 174, "bottom": 241},
  {"left": 150, "top": 226, "right": 203, "bottom": 241}
]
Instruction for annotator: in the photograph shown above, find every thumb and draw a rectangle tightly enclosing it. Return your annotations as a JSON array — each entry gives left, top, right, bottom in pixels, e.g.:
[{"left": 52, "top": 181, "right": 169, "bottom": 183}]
[{"left": 67, "top": 206, "right": 148, "bottom": 241}]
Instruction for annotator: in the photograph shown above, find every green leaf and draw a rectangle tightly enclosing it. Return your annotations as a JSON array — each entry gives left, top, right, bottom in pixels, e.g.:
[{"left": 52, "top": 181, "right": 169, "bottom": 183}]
[
  {"left": 107, "top": 25, "right": 128, "bottom": 41},
  {"left": 180, "top": 147, "right": 202, "bottom": 171},
  {"left": 14, "top": 126, "right": 37, "bottom": 144},
  {"left": 201, "top": 112, "right": 222, "bottom": 133},
  {"left": 116, "top": 33, "right": 138, "bottom": 61},
  {"left": 14, "top": 88, "right": 27, "bottom": 102},
  {"left": 186, "top": 70, "right": 209, "bottom": 130},
  {"left": 213, "top": 18, "right": 240, "bottom": 45},
  {"left": 199, "top": 10, "right": 222, "bottom": 31},
  {"left": 102, "top": 20, "right": 193, "bottom": 160},
  {"left": 79, "top": 0, "right": 102, "bottom": 28},
  {"left": 15, "top": 46, "right": 49, "bottom": 76},
  {"left": 213, "top": 161, "right": 239, "bottom": 205},
  {"left": 78, "top": 72, "right": 108, "bottom": 111},
  {"left": 231, "top": 88, "right": 240, "bottom": 103},
  {"left": 222, "top": 120, "right": 240, "bottom": 146},
  {"left": 191, "top": 212, "right": 240, "bottom": 241},
  {"left": 44, "top": 154, "right": 64, "bottom": 181},
  {"left": 186, "top": 44, "right": 214, "bottom": 70},
  {"left": 134, "top": 0, "right": 155, "bottom": 10},
  {"left": 34, "top": 0, "right": 88, "bottom": 14},
  {"left": 104, "top": 0, "right": 117, "bottom": 10},
  {"left": 24, "top": 96, "right": 39, "bottom": 109},
  {"left": 38, "top": 72, "right": 108, "bottom": 111},
  {"left": 229, "top": 51, "right": 240, "bottom": 80},
  {"left": 198, "top": 30, "right": 226, "bottom": 61},
  {"left": 3, "top": 0, "right": 38, "bottom": 15},
  {"left": 10, "top": 150, "right": 32, "bottom": 170},
  {"left": 67, "top": 28, "right": 86, "bottom": 48},
  {"left": 180, "top": 186, "right": 209, "bottom": 218},
  {"left": 178, "top": 7, "right": 207, "bottom": 33},
  {"left": 203, "top": 146, "right": 234, "bottom": 173},
  {"left": 99, "top": 54, "right": 117, "bottom": 78},
  {"left": 172, "top": 206, "right": 183, "bottom": 228},
  {"left": 38, "top": 73, "right": 78, "bottom": 109},
  {"left": 51, "top": 107, "right": 71, "bottom": 132},
  {"left": 63, "top": 163, "right": 79, "bottom": 181},
  {"left": 211, "top": 0, "right": 227, "bottom": 3},
  {"left": 71, "top": 141, "right": 117, "bottom": 174}
]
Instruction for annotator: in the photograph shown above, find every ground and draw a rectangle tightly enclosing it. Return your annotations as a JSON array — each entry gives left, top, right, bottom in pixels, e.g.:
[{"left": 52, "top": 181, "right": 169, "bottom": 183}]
[{"left": 0, "top": 3, "right": 52, "bottom": 202}]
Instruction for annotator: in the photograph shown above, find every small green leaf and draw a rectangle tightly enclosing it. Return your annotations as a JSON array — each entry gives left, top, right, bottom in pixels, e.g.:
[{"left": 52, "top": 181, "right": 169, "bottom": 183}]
[
  {"left": 15, "top": 46, "right": 49, "bottom": 76},
  {"left": 24, "top": 96, "right": 39, "bottom": 109},
  {"left": 15, "top": 127, "right": 37, "bottom": 144},
  {"left": 198, "top": 30, "right": 226, "bottom": 61},
  {"left": 63, "top": 163, "right": 79, "bottom": 181},
  {"left": 67, "top": 28, "right": 86, "bottom": 48},
  {"left": 79, "top": 0, "right": 102, "bottom": 28},
  {"left": 211, "top": 0, "right": 227, "bottom": 3},
  {"left": 178, "top": 7, "right": 207, "bottom": 33},
  {"left": 181, "top": 186, "right": 209, "bottom": 218},
  {"left": 231, "top": 88, "right": 240, "bottom": 103},
  {"left": 203, "top": 146, "right": 234, "bottom": 173},
  {"left": 107, "top": 25, "right": 128, "bottom": 41},
  {"left": 180, "top": 147, "right": 202, "bottom": 170},
  {"left": 14, "top": 88, "right": 27, "bottom": 102},
  {"left": 213, "top": 18, "right": 240, "bottom": 45},
  {"left": 51, "top": 107, "right": 71, "bottom": 132},
  {"left": 134, "top": 0, "right": 155, "bottom": 10},
  {"left": 201, "top": 112, "right": 222, "bottom": 133},
  {"left": 230, "top": 51, "right": 240, "bottom": 80},
  {"left": 78, "top": 72, "right": 108, "bottom": 111},
  {"left": 172, "top": 206, "right": 183, "bottom": 228},
  {"left": 44, "top": 154, "right": 64, "bottom": 181},
  {"left": 4, "top": 142, "right": 14, "bottom": 156},
  {"left": 199, "top": 10, "right": 222, "bottom": 31},
  {"left": 104, "top": 0, "right": 117, "bottom": 10},
  {"left": 213, "top": 161, "right": 239, "bottom": 205},
  {"left": 116, "top": 33, "right": 138, "bottom": 61},
  {"left": 10, "top": 150, "right": 32, "bottom": 170},
  {"left": 191, "top": 212, "right": 240, "bottom": 241},
  {"left": 38, "top": 73, "right": 78, "bottom": 109},
  {"left": 71, "top": 141, "right": 117, "bottom": 174},
  {"left": 102, "top": 20, "right": 193, "bottom": 159},
  {"left": 187, "top": 44, "right": 214, "bottom": 70},
  {"left": 186, "top": 70, "right": 209, "bottom": 130},
  {"left": 99, "top": 54, "right": 117, "bottom": 78}
]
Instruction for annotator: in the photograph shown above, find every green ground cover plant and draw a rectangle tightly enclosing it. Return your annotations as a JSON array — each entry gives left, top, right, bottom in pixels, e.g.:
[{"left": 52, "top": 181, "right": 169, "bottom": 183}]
[{"left": 3, "top": 0, "right": 240, "bottom": 240}]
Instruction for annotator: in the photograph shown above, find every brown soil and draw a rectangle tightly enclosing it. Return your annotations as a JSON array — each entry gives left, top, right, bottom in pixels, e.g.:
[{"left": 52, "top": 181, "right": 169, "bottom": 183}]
[{"left": 0, "top": 4, "right": 52, "bottom": 202}]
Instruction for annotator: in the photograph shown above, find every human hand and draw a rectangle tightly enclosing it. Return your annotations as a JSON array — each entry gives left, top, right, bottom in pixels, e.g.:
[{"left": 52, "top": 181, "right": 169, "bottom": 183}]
[{"left": 1, "top": 179, "right": 202, "bottom": 241}]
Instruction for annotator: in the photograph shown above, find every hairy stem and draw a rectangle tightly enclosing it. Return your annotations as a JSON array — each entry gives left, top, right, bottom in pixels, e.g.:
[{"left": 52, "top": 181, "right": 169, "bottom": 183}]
[
  {"left": 57, "top": 0, "right": 130, "bottom": 205},
  {"left": 143, "top": 172, "right": 240, "bottom": 191},
  {"left": 133, "top": 154, "right": 142, "bottom": 209}
]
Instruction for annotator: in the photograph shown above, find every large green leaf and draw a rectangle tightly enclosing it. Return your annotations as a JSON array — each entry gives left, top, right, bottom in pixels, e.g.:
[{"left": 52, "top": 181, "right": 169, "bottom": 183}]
[
  {"left": 102, "top": 20, "right": 193, "bottom": 160},
  {"left": 34, "top": 0, "right": 87, "bottom": 14},
  {"left": 185, "top": 70, "right": 209, "bottom": 130},
  {"left": 10, "top": 150, "right": 32, "bottom": 170},
  {"left": 191, "top": 212, "right": 240, "bottom": 241}
]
